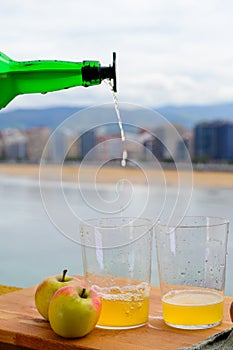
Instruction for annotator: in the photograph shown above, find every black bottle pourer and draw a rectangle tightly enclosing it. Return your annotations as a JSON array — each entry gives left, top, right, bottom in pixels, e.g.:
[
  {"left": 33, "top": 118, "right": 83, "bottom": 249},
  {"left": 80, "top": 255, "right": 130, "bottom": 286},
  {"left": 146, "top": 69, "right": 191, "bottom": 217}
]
[
  {"left": 82, "top": 52, "right": 117, "bottom": 92},
  {"left": 100, "top": 52, "right": 117, "bottom": 92}
]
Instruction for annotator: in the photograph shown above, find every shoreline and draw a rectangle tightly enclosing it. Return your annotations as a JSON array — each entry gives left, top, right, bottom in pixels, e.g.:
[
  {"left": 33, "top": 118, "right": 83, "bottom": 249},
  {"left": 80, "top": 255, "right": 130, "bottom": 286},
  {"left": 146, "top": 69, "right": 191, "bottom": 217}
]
[{"left": 0, "top": 163, "right": 233, "bottom": 188}]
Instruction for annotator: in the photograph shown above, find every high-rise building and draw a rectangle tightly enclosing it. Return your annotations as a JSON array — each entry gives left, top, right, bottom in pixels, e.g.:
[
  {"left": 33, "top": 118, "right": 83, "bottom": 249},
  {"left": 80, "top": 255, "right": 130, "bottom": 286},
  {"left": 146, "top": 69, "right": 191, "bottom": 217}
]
[
  {"left": 142, "top": 124, "right": 188, "bottom": 162},
  {"left": 1, "top": 129, "right": 27, "bottom": 160},
  {"left": 194, "top": 121, "right": 233, "bottom": 161},
  {"left": 80, "top": 130, "right": 95, "bottom": 159},
  {"left": 217, "top": 122, "right": 233, "bottom": 160},
  {"left": 50, "top": 128, "right": 81, "bottom": 162},
  {"left": 0, "top": 132, "right": 4, "bottom": 159},
  {"left": 27, "top": 127, "right": 51, "bottom": 163}
]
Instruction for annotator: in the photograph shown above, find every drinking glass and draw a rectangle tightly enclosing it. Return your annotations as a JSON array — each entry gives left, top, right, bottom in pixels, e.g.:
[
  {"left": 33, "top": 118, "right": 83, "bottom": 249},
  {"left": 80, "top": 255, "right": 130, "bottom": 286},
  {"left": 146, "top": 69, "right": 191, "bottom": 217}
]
[
  {"left": 155, "top": 216, "right": 229, "bottom": 329},
  {"left": 80, "top": 217, "right": 152, "bottom": 329}
]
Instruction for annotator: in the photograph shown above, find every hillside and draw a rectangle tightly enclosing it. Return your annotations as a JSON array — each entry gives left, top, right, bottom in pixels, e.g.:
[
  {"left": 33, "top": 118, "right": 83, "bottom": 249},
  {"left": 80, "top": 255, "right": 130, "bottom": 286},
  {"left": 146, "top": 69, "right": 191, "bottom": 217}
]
[{"left": 0, "top": 102, "right": 233, "bottom": 130}]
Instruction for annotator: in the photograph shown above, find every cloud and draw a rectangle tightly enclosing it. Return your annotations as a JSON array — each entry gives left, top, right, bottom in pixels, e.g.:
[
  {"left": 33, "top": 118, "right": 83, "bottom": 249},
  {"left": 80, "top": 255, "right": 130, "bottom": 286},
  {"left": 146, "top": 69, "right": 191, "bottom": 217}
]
[{"left": 1, "top": 0, "right": 233, "bottom": 109}]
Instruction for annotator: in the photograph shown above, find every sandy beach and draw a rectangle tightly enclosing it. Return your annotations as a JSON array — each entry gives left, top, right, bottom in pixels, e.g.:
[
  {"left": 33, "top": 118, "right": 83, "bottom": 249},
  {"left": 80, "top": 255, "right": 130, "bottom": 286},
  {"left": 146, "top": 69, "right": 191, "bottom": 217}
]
[{"left": 0, "top": 163, "right": 233, "bottom": 188}]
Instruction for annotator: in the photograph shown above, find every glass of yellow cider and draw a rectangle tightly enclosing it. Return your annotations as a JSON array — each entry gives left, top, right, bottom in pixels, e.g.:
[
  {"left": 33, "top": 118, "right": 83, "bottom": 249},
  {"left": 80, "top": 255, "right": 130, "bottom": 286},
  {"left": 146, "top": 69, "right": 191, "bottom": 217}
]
[
  {"left": 80, "top": 217, "right": 152, "bottom": 329},
  {"left": 156, "top": 216, "right": 229, "bottom": 329}
]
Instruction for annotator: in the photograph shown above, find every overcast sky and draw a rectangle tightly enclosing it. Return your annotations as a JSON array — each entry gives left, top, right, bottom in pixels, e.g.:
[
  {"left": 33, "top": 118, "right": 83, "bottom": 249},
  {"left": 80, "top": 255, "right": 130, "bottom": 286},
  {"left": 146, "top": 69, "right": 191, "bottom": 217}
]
[{"left": 1, "top": 0, "right": 233, "bottom": 110}]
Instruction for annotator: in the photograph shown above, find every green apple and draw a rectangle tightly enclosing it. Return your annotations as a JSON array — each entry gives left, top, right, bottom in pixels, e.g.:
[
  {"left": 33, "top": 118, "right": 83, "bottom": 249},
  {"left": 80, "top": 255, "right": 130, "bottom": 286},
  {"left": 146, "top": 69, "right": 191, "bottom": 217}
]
[
  {"left": 48, "top": 285, "right": 102, "bottom": 338},
  {"left": 35, "top": 269, "right": 79, "bottom": 320}
]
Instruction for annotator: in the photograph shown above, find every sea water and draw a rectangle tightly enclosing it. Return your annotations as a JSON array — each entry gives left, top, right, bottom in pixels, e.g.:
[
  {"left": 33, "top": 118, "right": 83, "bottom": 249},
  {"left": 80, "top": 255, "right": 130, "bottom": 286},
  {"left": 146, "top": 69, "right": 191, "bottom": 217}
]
[{"left": 0, "top": 175, "right": 233, "bottom": 294}]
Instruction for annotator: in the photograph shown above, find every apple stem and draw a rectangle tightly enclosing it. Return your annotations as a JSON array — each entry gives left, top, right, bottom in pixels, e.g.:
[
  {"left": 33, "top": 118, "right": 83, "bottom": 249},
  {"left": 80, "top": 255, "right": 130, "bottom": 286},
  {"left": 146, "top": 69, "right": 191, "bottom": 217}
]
[
  {"left": 61, "top": 269, "right": 68, "bottom": 282},
  {"left": 81, "top": 288, "right": 87, "bottom": 298}
]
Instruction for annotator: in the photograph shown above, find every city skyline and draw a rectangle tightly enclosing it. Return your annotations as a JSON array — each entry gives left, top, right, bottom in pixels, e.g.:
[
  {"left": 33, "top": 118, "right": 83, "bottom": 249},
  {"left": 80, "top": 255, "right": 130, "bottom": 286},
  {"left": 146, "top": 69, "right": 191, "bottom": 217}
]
[{"left": 1, "top": 118, "right": 233, "bottom": 165}]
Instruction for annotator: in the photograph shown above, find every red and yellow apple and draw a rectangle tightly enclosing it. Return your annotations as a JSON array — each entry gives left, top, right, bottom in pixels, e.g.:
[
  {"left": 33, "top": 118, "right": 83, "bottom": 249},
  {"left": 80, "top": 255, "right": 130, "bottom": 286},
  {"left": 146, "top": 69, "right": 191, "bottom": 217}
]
[
  {"left": 48, "top": 285, "right": 102, "bottom": 338},
  {"left": 35, "top": 269, "right": 79, "bottom": 320},
  {"left": 230, "top": 301, "right": 233, "bottom": 322}
]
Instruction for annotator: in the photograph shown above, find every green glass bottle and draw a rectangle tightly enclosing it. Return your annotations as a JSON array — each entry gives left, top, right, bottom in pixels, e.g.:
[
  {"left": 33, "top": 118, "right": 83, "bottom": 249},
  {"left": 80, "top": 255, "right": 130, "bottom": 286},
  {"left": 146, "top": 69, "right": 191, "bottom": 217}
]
[{"left": 0, "top": 52, "right": 116, "bottom": 109}]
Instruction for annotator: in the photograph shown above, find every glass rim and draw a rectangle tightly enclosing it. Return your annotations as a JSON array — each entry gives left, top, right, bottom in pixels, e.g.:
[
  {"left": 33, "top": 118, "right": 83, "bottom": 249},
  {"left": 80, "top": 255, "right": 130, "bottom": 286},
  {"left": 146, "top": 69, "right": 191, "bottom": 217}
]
[
  {"left": 157, "top": 216, "right": 229, "bottom": 229},
  {"left": 80, "top": 216, "right": 152, "bottom": 229}
]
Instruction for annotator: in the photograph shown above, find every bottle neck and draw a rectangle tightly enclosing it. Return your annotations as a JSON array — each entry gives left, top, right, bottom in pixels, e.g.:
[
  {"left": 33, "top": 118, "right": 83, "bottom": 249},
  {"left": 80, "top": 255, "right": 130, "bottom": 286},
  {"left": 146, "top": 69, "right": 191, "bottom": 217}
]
[
  {"left": 82, "top": 52, "right": 116, "bottom": 91},
  {"left": 81, "top": 62, "right": 101, "bottom": 87}
]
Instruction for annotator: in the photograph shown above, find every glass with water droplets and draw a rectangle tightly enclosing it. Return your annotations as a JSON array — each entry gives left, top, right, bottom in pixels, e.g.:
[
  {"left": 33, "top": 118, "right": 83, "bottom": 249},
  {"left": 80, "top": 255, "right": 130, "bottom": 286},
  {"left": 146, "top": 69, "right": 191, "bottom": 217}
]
[
  {"left": 80, "top": 217, "right": 152, "bottom": 329},
  {"left": 155, "top": 216, "right": 229, "bottom": 329}
]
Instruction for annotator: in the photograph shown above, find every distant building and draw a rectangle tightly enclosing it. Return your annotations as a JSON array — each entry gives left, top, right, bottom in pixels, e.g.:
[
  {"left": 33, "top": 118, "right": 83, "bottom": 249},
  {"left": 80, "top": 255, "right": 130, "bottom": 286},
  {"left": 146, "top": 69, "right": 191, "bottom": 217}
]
[
  {"left": 94, "top": 134, "right": 123, "bottom": 161},
  {"left": 0, "top": 132, "right": 4, "bottom": 159},
  {"left": 80, "top": 130, "right": 95, "bottom": 159},
  {"left": 50, "top": 129, "right": 81, "bottom": 162},
  {"left": 194, "top": 122, "right": 217, "bottom": 160},
  {"left": 194, "top": 121, "right": 233, "bottom": 161},
  {"left": 1, "top": 129, "right": 27, "bottom": 160},
  {"left": 140, "top": 130, "right": 164, "bottom": 161},
  {"left": 217, "top": 122, "right": 233, "bottom": 160},
  {"left": 27, "top": 127, "right": 51, "bottom": 163},
  {"left": 66, "top": 137, "right": 81, "bottom": 161},
  {"left": 142, "top": 124, "right": 189, "bottom": 162},
  {"left": 176, "top": 130, "right": 194, "bottom": 161}
]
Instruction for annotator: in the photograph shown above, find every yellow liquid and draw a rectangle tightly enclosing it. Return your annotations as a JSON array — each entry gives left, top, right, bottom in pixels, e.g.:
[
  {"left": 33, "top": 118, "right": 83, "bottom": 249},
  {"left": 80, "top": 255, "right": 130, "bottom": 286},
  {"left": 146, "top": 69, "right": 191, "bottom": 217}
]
[
  {"left": 96, "top": 284, "right": 150, "bottom": 328},
  {"left": 162, "top": 289, "right": 224, "bottom": 328}
]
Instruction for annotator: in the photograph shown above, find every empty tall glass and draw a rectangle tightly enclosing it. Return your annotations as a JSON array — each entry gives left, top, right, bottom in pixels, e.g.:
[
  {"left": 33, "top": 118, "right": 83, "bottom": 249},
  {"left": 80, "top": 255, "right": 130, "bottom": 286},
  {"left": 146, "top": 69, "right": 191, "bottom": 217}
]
[{"left": 81, "top": 217, "right": 152, "bottom": 329}]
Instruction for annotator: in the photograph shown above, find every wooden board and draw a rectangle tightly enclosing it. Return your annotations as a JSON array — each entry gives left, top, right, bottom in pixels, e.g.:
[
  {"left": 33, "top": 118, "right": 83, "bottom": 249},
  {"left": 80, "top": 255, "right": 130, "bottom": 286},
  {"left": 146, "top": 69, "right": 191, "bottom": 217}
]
[{"left": 0, "top": 284, "right": 232, "bottom": 350}]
